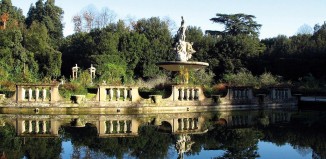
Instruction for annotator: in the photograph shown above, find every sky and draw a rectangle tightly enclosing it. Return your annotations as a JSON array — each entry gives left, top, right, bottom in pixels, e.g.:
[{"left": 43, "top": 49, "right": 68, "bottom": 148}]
[{"left": 11, "top": 0, "right": 326, "bottom": 39}]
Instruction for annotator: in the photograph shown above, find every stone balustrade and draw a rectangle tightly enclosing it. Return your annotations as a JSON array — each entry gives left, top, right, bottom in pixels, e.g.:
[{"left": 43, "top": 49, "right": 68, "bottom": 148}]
[
  {"left": 231, "top": 115, "right": 251, "bottom": 126},
  {"left": 172, "top": 85, "right": 205, "bottom": 101},
  {"left": 270, "top": 87, "right": 291, "bottom": 100},
  {"left": 177, "top": 118, "right": 199, "bottom": 131},
  {"left": 16, "top": 83, "right": 60, "bottom": 103},
  {"left": 104, "top": 120, "right": 132, "bottom": 134},
  {"left": 97, "top": 86, "right": 140, "bottom": 102},
  {"left": 16, "top": 119, "right": 59, "bottom": 136},
  {"left": 226, "top": 87, "right": 253, "bottom": 100},
  {"left": 269, "top": 112, "right": 291, "bottom": 123},
  {"left": 21, "top": 120, "right": 50, "bottom": 134}
]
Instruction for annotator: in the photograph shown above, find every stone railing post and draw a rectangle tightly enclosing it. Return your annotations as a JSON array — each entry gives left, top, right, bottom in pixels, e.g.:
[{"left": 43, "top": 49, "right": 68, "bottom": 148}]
[
  {"left": 28, "top": 88, "right": 33, "bottom": 101},
  {"left": 109, "top": 88, "right": 113, "bottom": 101},
  {"left": 98, "top": 86, "right": 106, "bottom": 101},
  {"left": 116, "top": 88, "right": 120, "bottom": 101},
  {"left": 35, "top": 88, "right": 40, "bottom": 101},
  {"left": 16, "top": 85, "right": 24, "bottom": 102},
  {"left": 123, "top": 88, "right": 127, "bottom": 101},
  {"left": 42, "top": 88, "right": 47, "bottom": 101},
  {"left": 50, "top": 84, "right": 60, "bottom": 103}
]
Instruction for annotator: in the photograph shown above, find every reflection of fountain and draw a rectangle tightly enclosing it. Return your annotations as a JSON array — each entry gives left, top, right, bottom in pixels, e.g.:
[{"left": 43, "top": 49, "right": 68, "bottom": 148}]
[
  {"left": 156, "top": 17, "right": 208, "bottom": 84},
  {"left": 175, "top": 134, "right": 195, "bottom": 159}
]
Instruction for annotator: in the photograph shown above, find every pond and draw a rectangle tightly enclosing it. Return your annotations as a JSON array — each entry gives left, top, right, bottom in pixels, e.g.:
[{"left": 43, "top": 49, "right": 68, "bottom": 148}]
[{"left": 0, "top": 109, "right": 325, "bottom": 159}]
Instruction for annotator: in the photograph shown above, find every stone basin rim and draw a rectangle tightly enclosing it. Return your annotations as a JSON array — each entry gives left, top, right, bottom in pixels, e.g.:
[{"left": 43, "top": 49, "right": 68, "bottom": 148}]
[{"left": 156, "top": 61, "right": 209, "bottom": 71}]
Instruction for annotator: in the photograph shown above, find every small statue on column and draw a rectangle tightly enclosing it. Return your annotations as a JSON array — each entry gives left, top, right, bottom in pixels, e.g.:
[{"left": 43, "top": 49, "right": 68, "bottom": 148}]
[{"left": 72, "top": 64, "right": 79, "bottom": 80}]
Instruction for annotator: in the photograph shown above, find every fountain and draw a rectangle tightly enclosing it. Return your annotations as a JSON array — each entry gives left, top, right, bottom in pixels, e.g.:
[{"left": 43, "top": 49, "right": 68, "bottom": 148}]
[{"left": 156, "top": 16, "right": 209, "bottom": 84}]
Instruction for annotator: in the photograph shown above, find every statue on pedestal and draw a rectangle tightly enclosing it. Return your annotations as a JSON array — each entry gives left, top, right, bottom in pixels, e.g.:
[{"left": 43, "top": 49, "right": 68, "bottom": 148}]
[{"left": 175, "top": 16, "right": 196, "bottom": 62}]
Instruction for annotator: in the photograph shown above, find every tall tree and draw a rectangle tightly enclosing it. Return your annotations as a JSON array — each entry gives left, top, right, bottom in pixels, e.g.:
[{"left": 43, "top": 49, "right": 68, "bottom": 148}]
[
  {"left": 132, "top": 17, "right": 174, "bottom": 78},
  {"left": 25, "top": 21, "right": 61, "bottom": 78},
  {"left": 207, "top": 13, "right": 262, "bottom": 37},
  {"left": 25, "top": 0, "right": 63, "bottom": 48}
]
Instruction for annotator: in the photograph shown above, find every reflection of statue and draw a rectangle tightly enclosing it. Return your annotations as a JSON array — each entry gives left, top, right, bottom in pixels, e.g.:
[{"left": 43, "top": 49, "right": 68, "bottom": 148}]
[
  {"left": 175, "top": 16, "right": 196, "bottom": 62},
  {"left": 175, "top": 134, "right": 195, "bottom": 159}
]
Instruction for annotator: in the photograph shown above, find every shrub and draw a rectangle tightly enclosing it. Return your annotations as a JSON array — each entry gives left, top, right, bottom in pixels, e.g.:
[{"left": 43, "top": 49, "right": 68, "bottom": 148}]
[
  {"left": 222, "top": 69, "right": 258, "bottom": 87},
  {"left": 59, "top": 82, "right": 87, "bottom": 99}
]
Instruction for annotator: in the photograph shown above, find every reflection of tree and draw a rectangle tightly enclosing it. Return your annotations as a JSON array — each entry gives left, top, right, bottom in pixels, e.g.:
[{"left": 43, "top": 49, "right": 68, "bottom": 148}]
[
  {"left": 0, "top": 124, "right": 24, "bottom": 159},
  {"left": 0, "top": 124, "right": 62, "bottom": 159},
  {"left": 215, "top": 128, "right": 262, "bottom": 159},
  {"left": 261, "top": 111, "right": 326, "bottom": 159},
  {"left": 23, "top": 138, "right": 62, "bottom": 159},
  {"left": 189, "top": 126, "right": 263, "bottom": 159},
  {"left": 61, "top": 125, "right": 173, "bottom": 159},
  {"left": 128, "top": 126, "right": 173, "bottom": 159}
]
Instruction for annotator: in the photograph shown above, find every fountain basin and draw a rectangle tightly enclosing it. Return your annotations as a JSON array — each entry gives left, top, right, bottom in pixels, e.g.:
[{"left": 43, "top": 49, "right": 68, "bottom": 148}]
[{"left": 156, "top": 61, "right": 209, "bottom": 71}]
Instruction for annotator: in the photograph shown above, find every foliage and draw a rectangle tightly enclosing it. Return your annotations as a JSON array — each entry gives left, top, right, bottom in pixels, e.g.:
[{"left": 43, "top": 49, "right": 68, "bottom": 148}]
[
  {"left": 222, "top": 69, "right": 282, "bottom": 88},
  {"left": 189, "top": 69, "right": 215, "bottom": 86},
  {"left": 99, "top": 62, "right": 127, "bottom": 85},
  {"left": 222, "top": 69, "right": 258, "bottom": 87}
]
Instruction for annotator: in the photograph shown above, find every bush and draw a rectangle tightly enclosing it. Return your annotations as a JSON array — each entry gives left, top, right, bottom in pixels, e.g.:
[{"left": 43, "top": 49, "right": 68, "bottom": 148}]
[
  {"left": 59, "top": 82, "right": 87, "bottom": 99},
  {"left": 222, "top": 69, "right": 258, "bottom": 87}
]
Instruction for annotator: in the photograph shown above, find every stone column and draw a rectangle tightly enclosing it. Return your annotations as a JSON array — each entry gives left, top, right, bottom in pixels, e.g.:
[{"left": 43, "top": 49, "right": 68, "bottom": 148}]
[
  {"left": 184, "top": 118, "right": 188, "bottom": 130},
  {"left": 109, "top": 120, "right": 113, "bottom": 133},
  {"left": 116, "top": 88, "right": 120, "bottom": 101},
  {"left": 50, "top": 84, "right": 60, "bottom": 103},
  {"left": 185, "top": 88, "right": 190, "bottom": 100},
  {"left": 248, "top": 88, "right": 253, "bottom": 99},
  {"left": 124, "top": 120, "right": 127, "bottom": 133},
  {"left": 98, "top": 86, "right": 106, "bottom": 102},
  {"left": 270, "top": 88, "right": 274, "bottom": 99},
  {"left": 21, "top": 120, "right": 26, "bottom": 133},
  {"left": 194, "top": 89, "right": 199, "bottom": 100},
  {"left": 29, "top": 120, "right": 32, "bottom": 133},
  {"left": 287, "top": 88, "right": 291, "bottom": 99},
  {"left": 28, "top": 88, "right": 33, "bottom": 101},
  {"left": 35, "top": 88, "right": 40, "bottom": 101},
  {"left": 22, "top": 87, "right": 26, "bottom": 101},
  {"left": 117, "top": 121, "right": 120, "bottom": 133},
  {"left": 123, "top": 88, "right": 127, "bottom": 101},
  {"left": 188, "top": 118, "right": 193, "bottom": 130},
  {"left": 180, "top": 119, "right": 184, "bottom": 131},
  {"left": 192, "top": 119, "right": 195, "bottom": 129},
  {"left": 35, "top": 121, "right": 39, "bottom": 133},
  {"left": 42, "top": 88, "right": 47, "bottom": 101},
  {"left": 191, "top": 88, "right": 195, "bottom": 100},
  {"left": 172, "top": 86, "right": 179, "bottom": 101},
  {"left": 109, "top": 88, "right": 113, "bottom": 101},
  {"left": 42, "top": 121, "right": 47, "bottom": 133},
  {"left": 128, "top": 121, "right": 132, "bottom": 133},
  {"left": 180, "top": 88, "right": 184, "bottom": 101}
]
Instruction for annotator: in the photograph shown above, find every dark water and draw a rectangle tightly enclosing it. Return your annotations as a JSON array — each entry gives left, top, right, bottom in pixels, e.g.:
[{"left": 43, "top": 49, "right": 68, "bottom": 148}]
[{"left": 1, "top": 109, "right": 326, "bottom": 159}]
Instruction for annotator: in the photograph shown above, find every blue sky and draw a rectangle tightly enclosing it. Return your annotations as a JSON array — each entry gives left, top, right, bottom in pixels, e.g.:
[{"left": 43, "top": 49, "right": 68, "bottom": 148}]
[{"left": 11, "top": 0, "right": 326, "bottom": 39}]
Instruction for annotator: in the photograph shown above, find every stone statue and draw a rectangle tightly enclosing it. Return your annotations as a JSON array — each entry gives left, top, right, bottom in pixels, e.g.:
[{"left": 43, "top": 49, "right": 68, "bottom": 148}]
[
  {"left": 178, "top": 16, "right": 186, "bottom": 41},
  {"left": 175, "top": 16, "right": 196, "bottom": 62}
]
